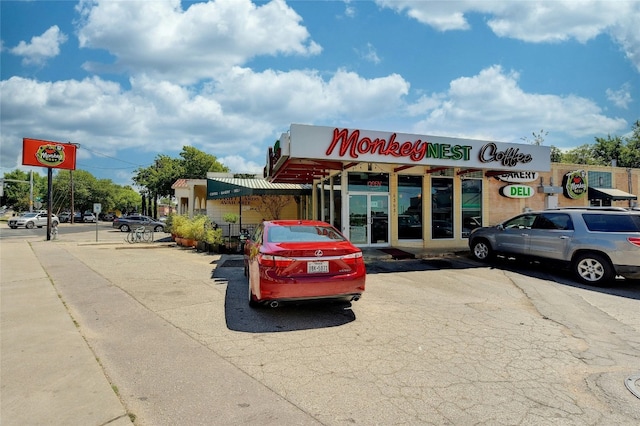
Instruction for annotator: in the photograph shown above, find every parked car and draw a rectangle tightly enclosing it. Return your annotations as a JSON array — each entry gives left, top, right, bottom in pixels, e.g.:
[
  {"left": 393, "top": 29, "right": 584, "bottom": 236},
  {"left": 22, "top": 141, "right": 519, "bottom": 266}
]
[
  {"left": 243, "top": 220, "right": 366, "bottom": 308},
  {"left": 112, "top": 214, "right": 165, "bottom": 232},
  {"left": 8, "top": 212, "right": 59, "bottom": 229},
  {"left": 58, "top": 212, "right": 71, "bottom": 223},
  {"left": 468, "top": 207, "right": 640, "bottom": 286},
  {"left": 100, "top": 212, "right": 116, "bottom": 221},
  {"left": 83, "top": 212, "right": 97, "bottom": 223},
  {"left": 72, "top": 212, "right": 83, "bottom": 223}
]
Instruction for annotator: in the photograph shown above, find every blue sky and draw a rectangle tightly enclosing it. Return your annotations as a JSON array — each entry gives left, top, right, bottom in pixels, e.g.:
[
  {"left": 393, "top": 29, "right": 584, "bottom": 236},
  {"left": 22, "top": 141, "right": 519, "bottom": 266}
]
[{"left": 1, "top": 0, "right": 639, "bottom": 186}]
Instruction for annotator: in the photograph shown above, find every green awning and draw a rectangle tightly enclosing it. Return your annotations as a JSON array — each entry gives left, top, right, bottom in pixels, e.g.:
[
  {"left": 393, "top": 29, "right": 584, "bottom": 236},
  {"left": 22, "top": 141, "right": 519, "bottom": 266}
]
[{"left": 207, "top": 178, "right": 311, "bottom": 200}]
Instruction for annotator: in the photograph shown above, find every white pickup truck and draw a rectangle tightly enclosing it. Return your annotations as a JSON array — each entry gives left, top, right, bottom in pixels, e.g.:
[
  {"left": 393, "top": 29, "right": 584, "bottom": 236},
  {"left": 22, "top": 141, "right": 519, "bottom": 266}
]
[{"left": 8, "top": 212, "right": 59, "bottom": 229}]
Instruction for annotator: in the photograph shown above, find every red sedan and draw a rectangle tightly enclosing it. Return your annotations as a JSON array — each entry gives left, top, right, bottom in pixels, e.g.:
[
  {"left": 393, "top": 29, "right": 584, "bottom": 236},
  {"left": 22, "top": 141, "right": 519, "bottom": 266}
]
[{"left": 243, "top": 220, "right": 366, "bottom": 308}]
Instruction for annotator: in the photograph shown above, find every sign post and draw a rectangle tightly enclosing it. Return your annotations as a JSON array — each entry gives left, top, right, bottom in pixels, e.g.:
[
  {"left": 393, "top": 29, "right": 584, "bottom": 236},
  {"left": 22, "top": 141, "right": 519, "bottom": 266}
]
[{"left": 94, "top": 203, "right": 102, "bottom": 242}]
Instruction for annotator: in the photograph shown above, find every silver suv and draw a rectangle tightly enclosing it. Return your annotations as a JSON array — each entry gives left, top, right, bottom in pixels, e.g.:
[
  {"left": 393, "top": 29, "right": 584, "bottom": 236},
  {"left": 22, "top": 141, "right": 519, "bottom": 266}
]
[{"left": 468, "top": 208, "right": 640, "bottom": 286}]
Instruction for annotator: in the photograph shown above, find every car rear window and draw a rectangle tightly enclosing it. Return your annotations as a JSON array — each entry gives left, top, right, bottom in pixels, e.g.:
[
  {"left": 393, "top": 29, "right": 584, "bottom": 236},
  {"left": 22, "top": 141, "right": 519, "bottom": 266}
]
[
  {"left": 267, "top": 225, "right": 346, "bottom": 243},
  {"left": 582, "top": 213, "right": 640, "bottom": 232}
]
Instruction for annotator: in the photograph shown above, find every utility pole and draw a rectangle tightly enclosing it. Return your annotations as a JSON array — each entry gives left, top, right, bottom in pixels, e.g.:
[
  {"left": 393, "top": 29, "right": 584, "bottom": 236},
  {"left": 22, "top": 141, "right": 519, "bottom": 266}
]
[{"left": 70, "top": 169, "right": 75, "bottom": 223}]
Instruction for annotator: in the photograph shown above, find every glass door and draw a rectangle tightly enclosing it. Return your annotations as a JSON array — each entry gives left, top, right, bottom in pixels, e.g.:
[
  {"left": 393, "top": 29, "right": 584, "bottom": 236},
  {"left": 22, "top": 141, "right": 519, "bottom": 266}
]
[{"left": 348, "top": 193, "right": 389, "bottom": 246}]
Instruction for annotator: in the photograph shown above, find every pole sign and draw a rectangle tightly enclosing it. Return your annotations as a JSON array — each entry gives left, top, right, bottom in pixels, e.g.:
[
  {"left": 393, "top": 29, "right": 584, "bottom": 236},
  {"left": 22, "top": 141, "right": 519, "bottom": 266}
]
[{"left": 22, "top": 138, "right": 77, "bottom": 170}]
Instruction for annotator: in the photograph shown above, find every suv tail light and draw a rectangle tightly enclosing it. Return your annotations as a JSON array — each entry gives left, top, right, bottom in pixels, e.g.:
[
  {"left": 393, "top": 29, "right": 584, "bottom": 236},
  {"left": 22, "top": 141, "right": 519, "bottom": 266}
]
[{"left": 628, "top": 237, "right": 640, "bottom": 248}]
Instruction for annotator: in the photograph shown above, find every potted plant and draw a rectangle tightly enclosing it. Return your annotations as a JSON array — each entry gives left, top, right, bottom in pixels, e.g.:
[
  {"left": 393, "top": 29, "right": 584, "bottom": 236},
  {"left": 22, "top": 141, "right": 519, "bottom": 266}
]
[
  {"left": 171, "top": 214, "right": 192, "bottom": 247},
  {"left": 222, "top": 213, "right": 238, "bottom": 251}
]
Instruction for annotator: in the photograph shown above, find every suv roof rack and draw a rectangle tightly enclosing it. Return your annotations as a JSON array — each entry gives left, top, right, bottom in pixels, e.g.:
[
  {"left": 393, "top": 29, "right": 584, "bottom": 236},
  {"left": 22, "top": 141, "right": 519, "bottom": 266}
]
[{"left": 546, "top": 206, "right": 629, "bottom": 211}]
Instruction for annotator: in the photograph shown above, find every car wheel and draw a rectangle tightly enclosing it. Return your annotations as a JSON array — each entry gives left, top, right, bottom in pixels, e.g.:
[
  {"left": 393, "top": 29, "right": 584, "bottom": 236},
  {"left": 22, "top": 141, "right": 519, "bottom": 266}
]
[
  {"left": 26, "top": 222, "right": 34, "bottom": 229},
  {"left": 10, "top": 226, "right": 17, "bottom": 229},
  {"left": 471, "top": 239, "right": 493, "bottom": 261},
  {"left": 573, "top": 253, "right": 614, "bottom": 286},
  {"left": 120, "top": 224, "right": 130, "bottom": 232},
  {"left": 154, "top": 225, "right": 164, "bottom": 232}
]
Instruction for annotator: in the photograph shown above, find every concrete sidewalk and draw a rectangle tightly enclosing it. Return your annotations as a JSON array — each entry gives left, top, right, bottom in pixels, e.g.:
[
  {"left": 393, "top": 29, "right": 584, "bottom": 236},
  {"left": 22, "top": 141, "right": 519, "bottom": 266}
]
[{"left": 0, "top": 239, "right": 133, "bottom": 426}]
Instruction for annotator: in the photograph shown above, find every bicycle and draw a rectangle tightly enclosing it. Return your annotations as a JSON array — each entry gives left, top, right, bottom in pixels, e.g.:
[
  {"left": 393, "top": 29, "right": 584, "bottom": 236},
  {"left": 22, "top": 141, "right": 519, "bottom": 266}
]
[{"left": 126, "top": 226, "right": 152, "bottom": 243}]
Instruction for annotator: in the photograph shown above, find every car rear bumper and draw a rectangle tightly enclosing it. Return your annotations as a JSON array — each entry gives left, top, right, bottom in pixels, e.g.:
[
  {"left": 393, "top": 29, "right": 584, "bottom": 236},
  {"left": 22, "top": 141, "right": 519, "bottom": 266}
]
[{"left": 256, "top": 275, "right": 365, "bottom": 302}]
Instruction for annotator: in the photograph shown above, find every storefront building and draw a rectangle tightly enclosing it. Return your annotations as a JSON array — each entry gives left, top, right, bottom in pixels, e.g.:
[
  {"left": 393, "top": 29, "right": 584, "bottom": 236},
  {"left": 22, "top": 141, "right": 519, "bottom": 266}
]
[{"left": 264, "top": 124, "right": 638, "bottom": 251}]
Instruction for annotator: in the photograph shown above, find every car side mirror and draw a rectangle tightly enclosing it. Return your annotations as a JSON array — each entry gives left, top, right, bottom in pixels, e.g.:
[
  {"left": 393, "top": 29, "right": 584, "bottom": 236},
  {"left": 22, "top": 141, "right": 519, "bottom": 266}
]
[{"left": 497, "top": 224, "right": 504, "bottom": 230}]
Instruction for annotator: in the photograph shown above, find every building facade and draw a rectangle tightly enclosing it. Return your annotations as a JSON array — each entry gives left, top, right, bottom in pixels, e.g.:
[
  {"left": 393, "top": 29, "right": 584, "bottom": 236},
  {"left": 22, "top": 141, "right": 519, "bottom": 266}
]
[{"left": 262, "top": 124, "right": 638, "bottom": 252}]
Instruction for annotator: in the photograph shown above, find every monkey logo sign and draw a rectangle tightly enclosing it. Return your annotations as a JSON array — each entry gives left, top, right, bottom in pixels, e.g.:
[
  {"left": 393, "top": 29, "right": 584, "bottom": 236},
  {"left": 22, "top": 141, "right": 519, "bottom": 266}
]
[{"left": 22, "top": 138, "right": 77, "bottom": 170}]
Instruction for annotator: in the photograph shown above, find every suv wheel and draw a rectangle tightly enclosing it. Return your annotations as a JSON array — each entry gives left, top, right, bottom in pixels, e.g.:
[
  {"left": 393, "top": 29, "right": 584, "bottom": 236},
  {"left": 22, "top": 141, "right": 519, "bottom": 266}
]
[
  {"left": 471, "top": 239, "right": 493, "bottom": 261},
  {"left": 573, "top": 253, "right": 614, "bottom": 286}
]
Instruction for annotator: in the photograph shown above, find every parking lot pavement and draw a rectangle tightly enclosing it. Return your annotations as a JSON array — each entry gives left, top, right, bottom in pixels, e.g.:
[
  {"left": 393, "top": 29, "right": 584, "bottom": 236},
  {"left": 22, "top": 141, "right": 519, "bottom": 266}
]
[{"left": 2, "top": 226, "right": 640, "bottom": 425}]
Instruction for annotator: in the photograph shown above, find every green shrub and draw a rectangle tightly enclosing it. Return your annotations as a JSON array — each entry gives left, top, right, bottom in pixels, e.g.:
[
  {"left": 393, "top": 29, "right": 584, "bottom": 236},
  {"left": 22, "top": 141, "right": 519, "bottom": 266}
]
[
  {"left": 222, "top": 213, "right": 238, "bottom": 223},
  {"left": 170, "top": 214, "right": 190, "bottom": 238}
]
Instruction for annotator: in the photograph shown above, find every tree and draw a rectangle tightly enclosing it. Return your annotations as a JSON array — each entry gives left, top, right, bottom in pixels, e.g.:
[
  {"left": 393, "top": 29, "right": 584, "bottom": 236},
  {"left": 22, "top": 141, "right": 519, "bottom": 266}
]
[
  {"left": 592, "top": 134, "right": 623, "bottom": 166},
  {"left": 1, "top": 170, "right": 47, "bottom": 212},
  {"left": 180, "top": 146, "right": 228, "bottom": 178},
  {"left": 561, "top": 144, "right": 600, "bottom": 165},
  {"left": 521, "top": 129, "right": 548, "bottom": 146},
  {"left": 619, "top": 120, "right": 640, "bottom": 168},
  {"left": 550, "top": 146, "right": 563, "bottom": 163},
  {"left": 133, "top": 146, "right": 228, "bottom": 218},
  {"left": 254, "top": 195, "right": 293, "bottom": 220}
]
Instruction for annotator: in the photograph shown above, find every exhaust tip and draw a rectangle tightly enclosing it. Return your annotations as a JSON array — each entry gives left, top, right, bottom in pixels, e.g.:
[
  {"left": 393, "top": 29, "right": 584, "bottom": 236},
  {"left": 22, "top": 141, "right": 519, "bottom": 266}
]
[{"left": 269, "top": 301, "right": 279, "bottom": 308}]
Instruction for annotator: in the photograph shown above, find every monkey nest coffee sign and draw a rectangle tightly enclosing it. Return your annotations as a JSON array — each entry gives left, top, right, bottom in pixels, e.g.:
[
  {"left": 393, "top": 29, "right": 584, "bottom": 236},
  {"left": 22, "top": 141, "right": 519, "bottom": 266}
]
[
  {"left": 22, "top": 138, "right": 77, "bottom": 170},
  {"left": 289, "top": 124, "right": 551, "bottom": 171},
  {"left": 499, "top": 184, "right": 534, "bottom": 198},
  {"left": 563, "top": 170, "right": 587, "bottom": 199}
]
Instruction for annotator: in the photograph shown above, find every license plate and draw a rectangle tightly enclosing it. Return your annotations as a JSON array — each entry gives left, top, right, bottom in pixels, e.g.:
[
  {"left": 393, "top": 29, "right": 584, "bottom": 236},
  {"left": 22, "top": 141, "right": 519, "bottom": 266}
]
[{"left": 307, "top": 261, "right": 329, "bottom": 273}]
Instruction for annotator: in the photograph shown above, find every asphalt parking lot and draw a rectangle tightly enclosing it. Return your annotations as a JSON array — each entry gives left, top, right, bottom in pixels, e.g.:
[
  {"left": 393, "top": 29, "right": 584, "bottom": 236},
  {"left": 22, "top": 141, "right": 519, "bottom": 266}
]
[{"left": 2, "top": 223, "right": 640, "bottom": 425}]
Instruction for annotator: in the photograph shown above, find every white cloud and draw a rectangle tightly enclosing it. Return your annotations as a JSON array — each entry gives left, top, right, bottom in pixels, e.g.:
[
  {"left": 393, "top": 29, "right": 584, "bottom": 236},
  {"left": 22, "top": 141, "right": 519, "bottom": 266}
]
[
  {"left": 606, "top": 83, "right": 633, "bottom": 109},
  {"left": 375, "top": 0, "right": 640, "bottom": 71},
  {"left": 10, "top": 26, "right": 68, "bottom": 66},
  {"left": 219, "top": 155, "right": 263, "bottom": 175},
  {"left": 75, "top": 0, "right": 321, "bottom": 84},
  {"left": 356, "top": 43, "right": 381, "bottom": 64},
  {"left": 0, "top": 64, "right": 410, "bottom": 173},
  {"left": 407, "top": 65, "right": 628, "bottom": 148}
]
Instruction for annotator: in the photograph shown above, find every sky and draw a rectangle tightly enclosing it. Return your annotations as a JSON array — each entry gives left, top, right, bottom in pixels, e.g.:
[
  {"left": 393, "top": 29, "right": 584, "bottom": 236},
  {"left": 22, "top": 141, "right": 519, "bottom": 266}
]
[{"left": 1, "top": 0, "right": 639, "bottom": 187}]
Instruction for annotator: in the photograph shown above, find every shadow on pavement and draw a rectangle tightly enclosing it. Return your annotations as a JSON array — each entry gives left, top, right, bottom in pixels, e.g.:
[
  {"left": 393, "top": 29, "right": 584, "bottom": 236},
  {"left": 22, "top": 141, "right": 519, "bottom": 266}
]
[
  {"left": 486, "top": 255, "right": 640, "bottom": 301},
  {"left": 214, "top": 259, "right": 357, "bottom": 333}
]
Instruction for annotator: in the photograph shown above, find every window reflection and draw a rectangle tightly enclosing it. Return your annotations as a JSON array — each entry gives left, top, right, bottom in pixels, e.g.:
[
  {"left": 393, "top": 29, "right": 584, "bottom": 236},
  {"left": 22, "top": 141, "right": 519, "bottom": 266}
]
[
  {"left": 462, "top": 179, "right": 482, "bottom": 238},
  {"left": 398, "top": 175, "right": 423, "bottom": 240},
  {"left": 432, "top": 177, "right": 453, "bottom": 239}
]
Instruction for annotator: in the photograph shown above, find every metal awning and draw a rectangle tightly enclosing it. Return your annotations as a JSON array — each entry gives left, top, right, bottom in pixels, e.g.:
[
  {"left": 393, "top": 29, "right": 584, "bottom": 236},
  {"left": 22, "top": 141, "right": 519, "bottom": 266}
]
[
  {"left": 207, "top": 178, "right": 311, "bottom": 200},
  {"left": 588, "top": 187, "right": 637, "bottom": 201},
  {"left": 268, "top": 158, "right": 349, "bottom": 184}
]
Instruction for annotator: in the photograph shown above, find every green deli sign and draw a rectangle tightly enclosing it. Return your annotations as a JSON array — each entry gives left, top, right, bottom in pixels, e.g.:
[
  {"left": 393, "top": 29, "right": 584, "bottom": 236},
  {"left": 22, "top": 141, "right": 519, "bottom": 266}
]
[{"left": 500, "top": 184, "right": 534, "bottom": 198}]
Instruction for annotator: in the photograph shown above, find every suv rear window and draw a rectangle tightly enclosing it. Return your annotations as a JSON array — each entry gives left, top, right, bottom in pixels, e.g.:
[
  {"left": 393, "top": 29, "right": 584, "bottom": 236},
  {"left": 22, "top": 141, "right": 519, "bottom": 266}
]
[{"left": 582, "top": 213, "right": 640, "bottom": 232}]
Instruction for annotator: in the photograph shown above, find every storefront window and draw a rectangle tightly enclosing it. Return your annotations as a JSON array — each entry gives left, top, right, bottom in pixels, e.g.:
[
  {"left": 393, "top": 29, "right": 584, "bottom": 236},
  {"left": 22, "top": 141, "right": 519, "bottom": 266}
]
[
  {"left": 398, "top": 175, "right": 423, "bottom": 240},
  {"left": 431, "top": 177, "right": 453, "bottom": 239},
  {"left": 461, "top": 178, "right": 482, "bottom": 238},
  {"left": 347, "top": 173, "right": 389, "bottom": 192}
]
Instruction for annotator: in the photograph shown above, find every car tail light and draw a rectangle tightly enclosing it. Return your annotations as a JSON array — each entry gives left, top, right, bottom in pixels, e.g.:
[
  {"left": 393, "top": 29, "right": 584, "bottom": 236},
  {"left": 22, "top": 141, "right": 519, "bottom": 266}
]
[
  {"left": 628, "top": 237, "right": 640, "bottom": 248},
  {"left": 258, "top": 254, "right": 295, "bottom": 267},
  {"left": 341, "top": 252, "right": 363, "bottom": 265}
]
